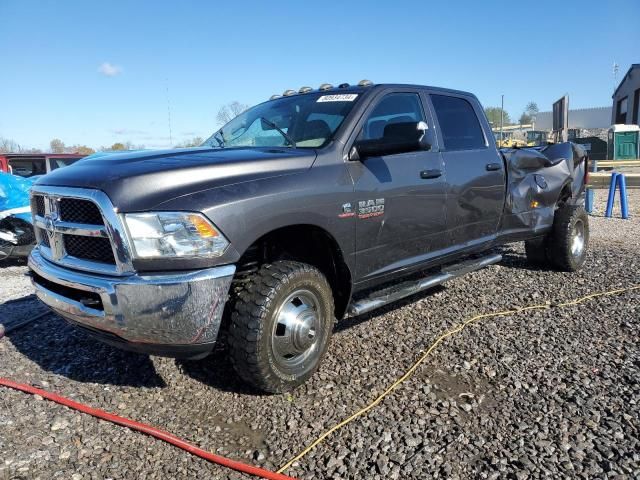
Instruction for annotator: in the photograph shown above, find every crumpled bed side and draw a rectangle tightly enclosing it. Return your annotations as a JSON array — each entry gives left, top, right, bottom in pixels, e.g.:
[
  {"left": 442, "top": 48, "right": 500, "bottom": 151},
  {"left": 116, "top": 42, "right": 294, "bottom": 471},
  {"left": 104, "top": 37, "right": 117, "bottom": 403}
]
[{"left": 500, "top": 143, "right": 585, "bottom": 239}]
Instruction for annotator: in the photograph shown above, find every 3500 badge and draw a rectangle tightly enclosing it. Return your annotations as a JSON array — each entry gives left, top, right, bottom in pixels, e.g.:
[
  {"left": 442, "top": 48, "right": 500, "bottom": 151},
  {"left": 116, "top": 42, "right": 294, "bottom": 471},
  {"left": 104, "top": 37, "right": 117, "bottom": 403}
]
[
  {"left": 358, "top": 198, "right": 385, "bottom": 218},
  {"left": 339, "top": 198, "right": 385, "bottom": 219}
]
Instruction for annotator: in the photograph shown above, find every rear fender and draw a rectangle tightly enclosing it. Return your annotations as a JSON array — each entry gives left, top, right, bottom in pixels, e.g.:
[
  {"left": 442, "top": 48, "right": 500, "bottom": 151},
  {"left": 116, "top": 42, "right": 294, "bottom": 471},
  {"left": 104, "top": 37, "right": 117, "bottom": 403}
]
[{"left": 500, "top": 143, "right": 580, "bottom": 237}]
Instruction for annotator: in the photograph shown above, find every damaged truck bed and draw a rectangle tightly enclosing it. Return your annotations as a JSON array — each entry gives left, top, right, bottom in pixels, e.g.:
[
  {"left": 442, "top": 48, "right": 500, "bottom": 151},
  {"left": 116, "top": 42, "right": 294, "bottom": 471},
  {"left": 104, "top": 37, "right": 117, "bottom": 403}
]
[{"left": 501, "top": 142, "right": 587, "bottom": 238}]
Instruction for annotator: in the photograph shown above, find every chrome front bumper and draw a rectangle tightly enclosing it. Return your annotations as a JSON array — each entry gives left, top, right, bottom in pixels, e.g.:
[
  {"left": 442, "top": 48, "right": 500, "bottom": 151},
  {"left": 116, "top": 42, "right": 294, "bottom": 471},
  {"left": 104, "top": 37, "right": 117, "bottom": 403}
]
[{"left": 28, "top": 248, "right": 235, "bottom": 351}]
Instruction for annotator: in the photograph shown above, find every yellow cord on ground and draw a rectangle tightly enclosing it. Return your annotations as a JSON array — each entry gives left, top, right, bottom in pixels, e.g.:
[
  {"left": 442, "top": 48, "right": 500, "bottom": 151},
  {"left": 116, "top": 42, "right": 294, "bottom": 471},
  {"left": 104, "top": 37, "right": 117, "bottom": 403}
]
[{"left": 277, "top": 284, "right": 640, "bottom": 474}]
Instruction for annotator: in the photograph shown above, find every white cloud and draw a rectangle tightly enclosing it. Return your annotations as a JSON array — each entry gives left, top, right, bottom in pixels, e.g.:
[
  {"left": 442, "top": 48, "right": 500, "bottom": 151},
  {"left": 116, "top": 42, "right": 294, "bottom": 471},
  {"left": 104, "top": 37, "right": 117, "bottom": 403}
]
[{"left": 98, "top": 62, "right": 123, "bottom": 77}]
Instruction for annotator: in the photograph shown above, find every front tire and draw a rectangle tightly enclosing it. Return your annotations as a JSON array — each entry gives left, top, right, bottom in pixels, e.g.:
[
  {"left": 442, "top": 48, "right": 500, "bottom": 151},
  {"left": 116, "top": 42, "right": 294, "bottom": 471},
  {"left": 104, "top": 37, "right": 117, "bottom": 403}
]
[{"left": 228, "top": 261, "right": 335, "bottom": 393}]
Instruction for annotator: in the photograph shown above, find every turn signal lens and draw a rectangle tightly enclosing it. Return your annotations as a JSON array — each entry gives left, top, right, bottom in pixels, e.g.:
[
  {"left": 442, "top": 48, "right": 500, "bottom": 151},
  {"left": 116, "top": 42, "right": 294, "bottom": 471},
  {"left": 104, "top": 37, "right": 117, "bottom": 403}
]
[{"left": 189, "top": 214, "right": 219, "bottom": 238}]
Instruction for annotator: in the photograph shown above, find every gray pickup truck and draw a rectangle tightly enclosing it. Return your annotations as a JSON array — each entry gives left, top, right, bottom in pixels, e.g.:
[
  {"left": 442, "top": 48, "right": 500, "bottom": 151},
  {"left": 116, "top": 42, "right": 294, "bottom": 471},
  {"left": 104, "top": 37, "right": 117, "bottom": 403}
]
[{"left": 28, "top": 81, "right": 588, "bottom": 392}]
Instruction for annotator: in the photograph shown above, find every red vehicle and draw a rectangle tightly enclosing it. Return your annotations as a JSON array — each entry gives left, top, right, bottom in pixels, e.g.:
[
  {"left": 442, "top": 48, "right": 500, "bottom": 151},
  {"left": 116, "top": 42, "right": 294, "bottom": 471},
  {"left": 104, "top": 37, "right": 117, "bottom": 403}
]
[{"left": 0, "top": 153, "right": 85, "bottom": 177}]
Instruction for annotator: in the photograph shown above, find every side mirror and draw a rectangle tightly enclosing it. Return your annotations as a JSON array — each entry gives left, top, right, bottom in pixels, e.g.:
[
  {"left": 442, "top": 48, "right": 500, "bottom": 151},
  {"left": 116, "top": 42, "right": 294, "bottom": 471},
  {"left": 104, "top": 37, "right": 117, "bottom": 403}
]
[{"left": 349, "top": 121, "right": 430, "bottom": 161}]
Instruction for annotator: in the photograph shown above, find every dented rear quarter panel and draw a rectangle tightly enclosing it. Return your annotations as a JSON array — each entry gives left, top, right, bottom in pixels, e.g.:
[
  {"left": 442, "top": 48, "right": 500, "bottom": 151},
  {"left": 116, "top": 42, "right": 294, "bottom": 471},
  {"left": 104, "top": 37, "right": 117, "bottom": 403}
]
[{"left": 499, "top": 143, "right": 586, "bottom": 243}]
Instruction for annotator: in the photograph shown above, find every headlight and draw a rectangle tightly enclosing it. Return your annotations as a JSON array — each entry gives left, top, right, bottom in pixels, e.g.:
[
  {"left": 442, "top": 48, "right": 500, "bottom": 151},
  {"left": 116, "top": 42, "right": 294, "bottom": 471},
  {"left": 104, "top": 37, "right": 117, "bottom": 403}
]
[{"left": 124, "top": 212, "right": 229, "bottom": 258}]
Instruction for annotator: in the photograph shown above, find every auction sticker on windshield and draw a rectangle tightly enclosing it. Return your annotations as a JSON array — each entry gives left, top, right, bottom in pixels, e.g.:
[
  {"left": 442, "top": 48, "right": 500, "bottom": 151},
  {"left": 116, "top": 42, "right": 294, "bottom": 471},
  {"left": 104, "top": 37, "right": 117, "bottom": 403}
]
[{"left": 317, "top": 94, "right": 358, "bottom": 102}]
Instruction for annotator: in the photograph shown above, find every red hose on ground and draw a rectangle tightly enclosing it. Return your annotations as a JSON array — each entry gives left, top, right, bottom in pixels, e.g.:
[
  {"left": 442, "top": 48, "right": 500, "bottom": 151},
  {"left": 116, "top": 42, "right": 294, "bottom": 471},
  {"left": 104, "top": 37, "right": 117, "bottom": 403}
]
[{"left": 0, "top": 377, "right": 296, "bottom": 480}]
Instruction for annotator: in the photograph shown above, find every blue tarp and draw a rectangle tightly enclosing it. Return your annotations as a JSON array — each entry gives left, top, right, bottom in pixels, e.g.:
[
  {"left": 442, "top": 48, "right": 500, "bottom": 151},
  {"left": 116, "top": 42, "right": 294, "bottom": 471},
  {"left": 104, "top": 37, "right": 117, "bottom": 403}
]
[{"left": 0, "top": 172, "right": 39, "bottom": 223}]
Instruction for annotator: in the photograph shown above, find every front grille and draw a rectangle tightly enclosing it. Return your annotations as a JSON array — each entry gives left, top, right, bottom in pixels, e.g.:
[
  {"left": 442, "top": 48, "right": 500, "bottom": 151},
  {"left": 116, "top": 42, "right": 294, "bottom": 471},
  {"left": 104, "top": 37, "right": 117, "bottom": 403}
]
[
  {"left": 64, "top": 235, "right": 115, "bottom": 264},
  {"left": 34, "top": 195, "right": 46, "bottom": 217},
  {"left": 32, "top": 188, "right": 128, "bottom": 273},
  {"left": 40, "top": 230, "right": 50, "bottom": 247},
  {"left": 59, "top": 198, "right": 103, "bottom": 224}
]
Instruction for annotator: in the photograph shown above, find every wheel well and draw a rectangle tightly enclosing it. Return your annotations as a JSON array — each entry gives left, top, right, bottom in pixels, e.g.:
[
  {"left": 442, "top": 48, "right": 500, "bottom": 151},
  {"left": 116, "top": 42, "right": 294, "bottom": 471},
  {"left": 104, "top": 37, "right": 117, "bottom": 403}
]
[
  {"left": 557, "top": 183, "right": 573, "bottom": 206},
  {"left": 235, "top": 225, "right": 352, "bottom": 319}
]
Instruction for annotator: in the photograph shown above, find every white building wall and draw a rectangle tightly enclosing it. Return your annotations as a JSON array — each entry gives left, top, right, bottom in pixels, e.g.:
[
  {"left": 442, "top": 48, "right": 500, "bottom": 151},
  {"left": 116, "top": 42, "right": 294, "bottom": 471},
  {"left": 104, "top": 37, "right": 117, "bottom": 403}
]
[{"left": 534, "top": 106, "right": 612, "bottom": 130}]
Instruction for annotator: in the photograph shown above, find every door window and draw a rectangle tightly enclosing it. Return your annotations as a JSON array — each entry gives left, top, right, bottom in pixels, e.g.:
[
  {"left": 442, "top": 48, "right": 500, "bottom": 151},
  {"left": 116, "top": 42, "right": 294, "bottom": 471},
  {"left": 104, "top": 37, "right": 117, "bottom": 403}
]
[
  {"left": 616, "top": 96, "right": 628, "bottom": 124},
  {"left": 360, "top": 93, "right": 425, "bottom": 141},
  {"left": 431, "top": 95, "right": 486, "bottom": 151}
]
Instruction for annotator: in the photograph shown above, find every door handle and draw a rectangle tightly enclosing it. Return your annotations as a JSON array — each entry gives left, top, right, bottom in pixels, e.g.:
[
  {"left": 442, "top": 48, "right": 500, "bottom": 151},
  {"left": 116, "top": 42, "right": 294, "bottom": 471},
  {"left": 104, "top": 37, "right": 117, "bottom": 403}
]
[
  {"left": 420, "top": 169, "right": 442, "bottom": 179},
  {"left": 486, "top": 163, "right": 502, "bottom": 171}
]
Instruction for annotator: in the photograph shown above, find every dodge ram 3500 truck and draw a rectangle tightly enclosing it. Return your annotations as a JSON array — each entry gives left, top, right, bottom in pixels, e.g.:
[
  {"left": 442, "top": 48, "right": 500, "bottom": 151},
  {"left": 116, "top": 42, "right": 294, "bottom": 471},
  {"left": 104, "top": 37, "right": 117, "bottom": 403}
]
[{"left": 28, "top": 81, "right": 589, "bottom": 393}]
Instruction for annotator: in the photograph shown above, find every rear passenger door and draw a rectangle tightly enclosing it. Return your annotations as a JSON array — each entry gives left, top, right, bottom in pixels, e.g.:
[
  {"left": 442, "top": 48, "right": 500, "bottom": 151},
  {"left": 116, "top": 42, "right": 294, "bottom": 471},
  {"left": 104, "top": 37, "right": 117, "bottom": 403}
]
[{"left": 429, "top": 93, "right": 505, "bottom": 247}]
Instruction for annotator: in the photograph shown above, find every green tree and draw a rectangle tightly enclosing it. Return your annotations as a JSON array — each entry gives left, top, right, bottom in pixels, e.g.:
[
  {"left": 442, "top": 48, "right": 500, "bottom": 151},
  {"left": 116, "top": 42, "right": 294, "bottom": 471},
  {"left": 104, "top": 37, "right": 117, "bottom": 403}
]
[
  {"left": 484, "top": 107, "right": 511, "bottom": 127},
  {"left": 68, "top": 145, "right": 95, "bottom": 155},
  {"left": 50, "top": 138, "right": 65, "bottom": 153},
  {"left": 519, "top": 101, "right": 539, "bottom": 125},
  {"left": 519, "top": 112, "right": 532, "bottom": 125}
]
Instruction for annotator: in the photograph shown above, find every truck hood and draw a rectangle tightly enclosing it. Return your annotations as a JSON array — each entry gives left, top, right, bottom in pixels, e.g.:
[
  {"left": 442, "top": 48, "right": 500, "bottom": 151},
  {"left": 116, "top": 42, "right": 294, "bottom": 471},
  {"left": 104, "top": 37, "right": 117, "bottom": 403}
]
[{"left": 37, "top": 147, "right": 317, "bottom": 211}]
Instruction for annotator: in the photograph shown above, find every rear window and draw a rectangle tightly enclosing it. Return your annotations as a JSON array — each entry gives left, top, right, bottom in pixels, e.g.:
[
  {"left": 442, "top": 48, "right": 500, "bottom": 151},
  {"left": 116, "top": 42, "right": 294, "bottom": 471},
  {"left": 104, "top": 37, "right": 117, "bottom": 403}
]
[{"left": 431, "top": 95, "right": 486, "bottom": 151}]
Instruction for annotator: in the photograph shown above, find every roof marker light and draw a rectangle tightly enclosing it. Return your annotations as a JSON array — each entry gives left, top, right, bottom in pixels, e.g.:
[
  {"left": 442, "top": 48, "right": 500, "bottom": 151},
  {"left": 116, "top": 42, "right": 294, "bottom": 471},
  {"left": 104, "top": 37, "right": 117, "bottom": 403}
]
[
  {"left": 269, "top": 94, "right": 281, "bottom": 100},
  {"left": 298, "top": 86, "right": 313, "bottom": 93},
  {"left": 358, "top": 79, "right": 373, "bottom": 87},
  {"left": 282, "top": 89, "right": 297, "bottom": 96},
  {"left": 338, "top": 83, "right": 350, "bottom": 88},
  {"left": 319, "top": 83, "right": 333, "bottom": 91}
]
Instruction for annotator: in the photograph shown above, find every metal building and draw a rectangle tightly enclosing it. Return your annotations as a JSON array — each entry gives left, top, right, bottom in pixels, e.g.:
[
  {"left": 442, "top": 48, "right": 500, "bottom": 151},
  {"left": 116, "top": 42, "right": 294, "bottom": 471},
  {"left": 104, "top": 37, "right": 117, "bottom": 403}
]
[{"left": 611, "top": 63, "right": 640, "bottom": 126}]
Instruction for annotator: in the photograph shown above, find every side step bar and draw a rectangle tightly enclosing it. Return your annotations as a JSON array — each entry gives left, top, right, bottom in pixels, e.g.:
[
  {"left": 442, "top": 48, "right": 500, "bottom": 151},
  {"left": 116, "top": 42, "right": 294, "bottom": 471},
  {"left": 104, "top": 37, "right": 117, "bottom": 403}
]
[{"left": 346, "top": 253, "right": 502, "bottom": 318}]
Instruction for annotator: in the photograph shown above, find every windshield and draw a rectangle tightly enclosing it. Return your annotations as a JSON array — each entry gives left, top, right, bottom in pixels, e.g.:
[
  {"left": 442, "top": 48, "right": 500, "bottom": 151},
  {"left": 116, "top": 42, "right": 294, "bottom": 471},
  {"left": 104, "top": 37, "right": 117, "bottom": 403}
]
[{"left": 203, "top": 92, "right": 361, "bottom": 149}]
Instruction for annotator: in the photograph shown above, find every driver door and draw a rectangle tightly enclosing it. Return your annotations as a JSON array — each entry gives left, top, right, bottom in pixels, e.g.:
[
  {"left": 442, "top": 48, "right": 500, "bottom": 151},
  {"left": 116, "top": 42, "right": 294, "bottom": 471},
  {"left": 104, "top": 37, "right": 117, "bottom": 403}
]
[{"left": 347, "top": 90, "right": 448, "bottom": 284}]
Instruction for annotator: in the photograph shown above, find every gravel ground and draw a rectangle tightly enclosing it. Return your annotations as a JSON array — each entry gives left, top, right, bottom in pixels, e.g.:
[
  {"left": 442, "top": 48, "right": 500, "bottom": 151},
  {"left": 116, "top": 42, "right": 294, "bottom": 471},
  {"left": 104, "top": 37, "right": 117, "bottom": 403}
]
[{"left": 0, "top": 191, "right": 638, "bottom": 480}]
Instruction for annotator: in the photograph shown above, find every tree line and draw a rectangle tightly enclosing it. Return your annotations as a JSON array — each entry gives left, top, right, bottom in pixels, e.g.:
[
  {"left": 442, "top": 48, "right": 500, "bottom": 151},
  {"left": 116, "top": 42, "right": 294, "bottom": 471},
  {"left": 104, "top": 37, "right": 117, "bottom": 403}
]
[
  {"left": 484, "top": 102, "right": 539, "bottom": 128},
  {"left": 0, "top": 102, "right": 250, "bottom": 154}
]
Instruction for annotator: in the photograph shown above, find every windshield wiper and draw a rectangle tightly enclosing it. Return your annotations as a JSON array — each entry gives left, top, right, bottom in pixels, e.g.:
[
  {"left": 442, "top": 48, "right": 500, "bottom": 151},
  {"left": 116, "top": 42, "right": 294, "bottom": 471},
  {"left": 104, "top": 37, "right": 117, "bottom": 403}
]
[
  {"left": 212, "top": 131, "right": 225, "bottom": 148},
  {"left": 260, "top": 117, "right": 296, "bottom": 148}
]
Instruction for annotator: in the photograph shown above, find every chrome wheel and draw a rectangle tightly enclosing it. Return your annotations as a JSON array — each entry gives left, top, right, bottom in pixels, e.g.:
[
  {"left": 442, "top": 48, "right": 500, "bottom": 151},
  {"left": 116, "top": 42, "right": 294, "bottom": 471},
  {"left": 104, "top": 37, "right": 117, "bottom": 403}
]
[
  {"left": 571, "top": 219, "right": 585, "bottom": 258},
  {"left": 271, "top": 289, "right": 321, "bottom": 370}
]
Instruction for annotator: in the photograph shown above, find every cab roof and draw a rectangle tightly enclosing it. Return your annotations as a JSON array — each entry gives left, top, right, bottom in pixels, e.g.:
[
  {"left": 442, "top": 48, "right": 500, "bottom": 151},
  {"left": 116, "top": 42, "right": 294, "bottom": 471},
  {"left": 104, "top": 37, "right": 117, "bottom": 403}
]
[{"left": 269, "top": 82, "right": 476, "bottom": 101}]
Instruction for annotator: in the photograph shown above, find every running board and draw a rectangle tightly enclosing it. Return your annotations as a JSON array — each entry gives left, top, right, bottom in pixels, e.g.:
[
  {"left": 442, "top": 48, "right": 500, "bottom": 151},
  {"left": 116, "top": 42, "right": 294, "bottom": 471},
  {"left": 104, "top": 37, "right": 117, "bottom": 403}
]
[{"left": 346, "top": 253, "right": 502, "bottom": 318}]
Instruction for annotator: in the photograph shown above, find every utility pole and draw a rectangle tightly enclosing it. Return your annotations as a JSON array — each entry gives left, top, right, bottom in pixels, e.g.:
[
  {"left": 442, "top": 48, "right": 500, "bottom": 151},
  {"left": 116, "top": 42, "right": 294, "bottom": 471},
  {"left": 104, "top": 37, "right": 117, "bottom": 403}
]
[{"left": 500, "top": 94, "right": 504, "bottom": 146}]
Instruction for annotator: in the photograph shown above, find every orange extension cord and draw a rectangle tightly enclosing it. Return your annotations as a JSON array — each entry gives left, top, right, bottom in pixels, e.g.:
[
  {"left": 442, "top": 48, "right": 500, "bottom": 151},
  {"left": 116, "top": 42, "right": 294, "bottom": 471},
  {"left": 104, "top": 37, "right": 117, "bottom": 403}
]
[{"left": 0, "top": 377, "right": 295, "bottom": 480}]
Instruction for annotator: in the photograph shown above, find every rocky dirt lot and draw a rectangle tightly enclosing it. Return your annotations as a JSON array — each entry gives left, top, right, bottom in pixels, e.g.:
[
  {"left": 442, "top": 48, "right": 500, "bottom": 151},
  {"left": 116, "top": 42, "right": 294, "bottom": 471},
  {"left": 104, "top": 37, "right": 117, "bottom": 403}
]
[{"left": 0, "top": 191, "right": 638, "bottom": 480}]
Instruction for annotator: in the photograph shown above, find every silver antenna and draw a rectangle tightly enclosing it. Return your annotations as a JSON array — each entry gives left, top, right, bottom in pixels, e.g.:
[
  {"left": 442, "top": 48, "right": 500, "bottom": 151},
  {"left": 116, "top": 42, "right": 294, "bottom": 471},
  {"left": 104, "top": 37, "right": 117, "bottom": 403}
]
[{"left": 613, "top": 62, "right": 619, "bottom": 92}]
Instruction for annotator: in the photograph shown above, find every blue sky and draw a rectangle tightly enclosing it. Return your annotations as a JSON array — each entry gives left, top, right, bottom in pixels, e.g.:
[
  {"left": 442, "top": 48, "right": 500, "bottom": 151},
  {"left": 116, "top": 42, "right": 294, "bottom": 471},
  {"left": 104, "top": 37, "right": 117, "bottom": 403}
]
[{"left": 1, "top": 0, "right": 638, "bottom": 150}]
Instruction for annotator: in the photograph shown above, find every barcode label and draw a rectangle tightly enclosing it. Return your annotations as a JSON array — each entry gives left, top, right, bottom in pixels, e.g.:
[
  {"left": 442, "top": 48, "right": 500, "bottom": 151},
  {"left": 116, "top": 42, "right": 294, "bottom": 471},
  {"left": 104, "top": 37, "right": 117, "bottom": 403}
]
[{"left": 317, "top": 94, "right": 358, "bottom": 102}]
